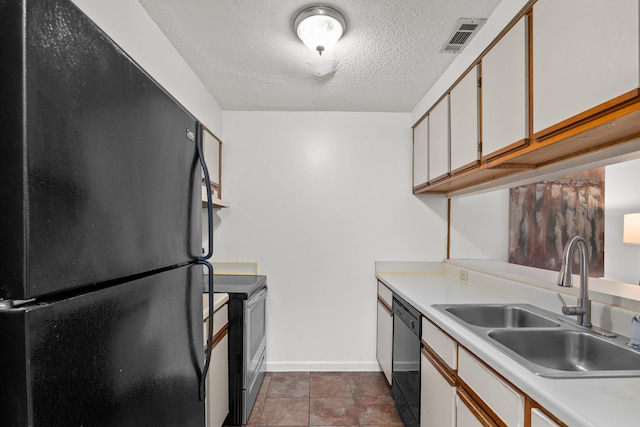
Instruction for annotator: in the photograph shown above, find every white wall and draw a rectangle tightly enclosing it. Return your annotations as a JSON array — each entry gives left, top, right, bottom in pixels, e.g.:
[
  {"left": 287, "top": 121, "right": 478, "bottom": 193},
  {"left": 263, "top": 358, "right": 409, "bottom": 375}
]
[
  {"left": 450, "top": 189, "right": 509, "bottom": 260},
  {"left": 214, "top": 111, "right": 448, "bottom": 371},
  {"left": 605, "top": 158, "right": 640, "bottom": 284},
  {"left": 70, "top": 0, "right": 223, "bottom": 135}
]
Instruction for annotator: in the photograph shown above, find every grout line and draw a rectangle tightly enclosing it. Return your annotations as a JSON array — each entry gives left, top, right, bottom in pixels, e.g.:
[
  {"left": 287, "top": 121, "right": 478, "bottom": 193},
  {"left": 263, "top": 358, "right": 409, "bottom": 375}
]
[
  {"left": 308, "top": 372, "right": 311, "bottom": 427},
  {"left": 254, "top": 373, "right": 272, "bottom": 426},
  {"left": 348, "top": 372, "right": 362, "bottom": 427}
]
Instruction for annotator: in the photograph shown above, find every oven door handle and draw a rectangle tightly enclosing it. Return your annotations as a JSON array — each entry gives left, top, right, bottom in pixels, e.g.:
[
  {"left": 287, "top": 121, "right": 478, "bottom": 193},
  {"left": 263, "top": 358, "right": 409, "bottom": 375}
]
[{"left": 247, "top": 288, "right": 267, "bottom": 309}]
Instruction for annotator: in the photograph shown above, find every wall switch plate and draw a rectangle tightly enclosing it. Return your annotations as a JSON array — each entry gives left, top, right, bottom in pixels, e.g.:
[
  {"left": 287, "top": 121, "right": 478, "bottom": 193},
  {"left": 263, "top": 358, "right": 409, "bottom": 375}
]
[{"left": 459, "top": 269, "right": 469, "bottom": 281}]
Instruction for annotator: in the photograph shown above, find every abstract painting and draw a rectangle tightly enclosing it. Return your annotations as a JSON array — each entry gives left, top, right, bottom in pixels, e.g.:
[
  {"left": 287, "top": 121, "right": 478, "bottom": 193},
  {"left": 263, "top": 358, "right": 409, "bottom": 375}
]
[{"left": 508, "top": 169, "right": 605, "bottom": 277}]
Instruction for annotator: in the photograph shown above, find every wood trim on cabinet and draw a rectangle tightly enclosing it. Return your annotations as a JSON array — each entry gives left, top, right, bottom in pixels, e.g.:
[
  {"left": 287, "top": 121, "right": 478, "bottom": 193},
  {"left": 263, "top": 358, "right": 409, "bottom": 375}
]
[
  {"left": 428, "top": 172, "right": 451, "bottom": 185},
  {"left": 450, "top": 160, "right": 481, "bottom": 176},
  {"left": 458, "top": 343, "right": 526, "bottom": 395},
  {"left": 202, "top": 178, "right": 221, "bottom": 192},
  {"left": 457, "top": 377, "right": 506, "bottom": 427},
  {"left": 413, "top": 182, "right": 431, "bottom": 194},
  {"left": 201, "top": 125, "right": 223, "bottom": 188},
  {"left": 533, "top": 89, "right": 640, "bottom": 142},
  {"left": 482, "top": 138, "right": 530, "bottom": 163},
  {"left": 457, "top": 386, "right": 500, "bottom": 427},
  {"left": 412, "top": 135, "right": 416, "bottom": 189},
  {"left": 446, "top": 198, "right": 451, "bottom": 259},
  {"left": 415, "top": 162, "right": 521, "bottom": 194},
  {"left": 415, "top": 96, "right": 640, "bottom": 195},
  {"left": 421, "top": 339, "right": 457, "bottom": 378},
  {"left": 505, "top": 99, "right": 640, "bottom": 166},
  {"left": 422, "top": 345, "right": 456, "bottom": 386},
  {"left": 458, "top": 343, "right": 535, "bottom": 427},
  {"left": 211, "top": 322, "right": 229, "bottom": 350},
  {"left": 488, "top": 163, "right": 536, "bottom": 170},
  {"left": 525, "top": 397, "right": 568, "bottom": 427},
  {"left": 527, "top": 8, "right": 534, "bottom": 147},
  {"left": 412, "top": 112, "right": 428, "bottom": 129},
  {"left": 477, "top": 60, "right": 484, "bottom": 165},
  {"left": 377, "top": 296, "right": 393, "bottom": 317}
]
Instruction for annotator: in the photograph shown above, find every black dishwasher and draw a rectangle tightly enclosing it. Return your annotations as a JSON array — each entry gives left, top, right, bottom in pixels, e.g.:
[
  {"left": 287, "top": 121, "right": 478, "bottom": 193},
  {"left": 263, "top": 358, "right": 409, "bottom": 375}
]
[{"left": 392, "top": 294, "right": 421, "bottom": 427}]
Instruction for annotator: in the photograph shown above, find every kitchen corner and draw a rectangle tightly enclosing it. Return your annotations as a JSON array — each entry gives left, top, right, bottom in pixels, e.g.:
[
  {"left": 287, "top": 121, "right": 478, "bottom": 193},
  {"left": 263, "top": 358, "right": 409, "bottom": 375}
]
[
  {"left": 203, "top": 293, "right": 230, "bottom": 321},
  {"left": 376, "top": 259, "right": 640, "bottom": 426}
]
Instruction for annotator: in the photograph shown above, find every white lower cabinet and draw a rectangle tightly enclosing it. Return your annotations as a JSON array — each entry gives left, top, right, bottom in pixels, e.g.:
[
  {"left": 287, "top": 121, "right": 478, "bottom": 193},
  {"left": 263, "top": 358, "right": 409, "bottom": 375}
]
[
  {"left": 456, "top": 392, "right": 489, "bottom": 427},
  {"left": 530, "top": 408, "right": 561, "bottom": 427},
  {"left": 456, "top": 394, "right": 482, "bottom": 427},
  {"left": 407, "top": 313, "right": 565, "bottom": 427},
  {"left": 420, "top": 350, "right": 455, "bottom": 426},
  {"left": 205, "top": 303, "right": 229, "bottom": 427},
  {"left": 458, "top": 347, "right": 525, "bottom": 426},
  {"left": 206, "top": 333, "right": 229, "bottom": 427},
  {"left": 376, "top": 281, "right": 393, "bottom": 385}
]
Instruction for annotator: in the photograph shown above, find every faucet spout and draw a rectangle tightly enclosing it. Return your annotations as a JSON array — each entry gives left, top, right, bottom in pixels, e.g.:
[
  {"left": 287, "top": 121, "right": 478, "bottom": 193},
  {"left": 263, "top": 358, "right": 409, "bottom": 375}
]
[{"left": 557, "top": 235, "right": 591, "bottom": 328}]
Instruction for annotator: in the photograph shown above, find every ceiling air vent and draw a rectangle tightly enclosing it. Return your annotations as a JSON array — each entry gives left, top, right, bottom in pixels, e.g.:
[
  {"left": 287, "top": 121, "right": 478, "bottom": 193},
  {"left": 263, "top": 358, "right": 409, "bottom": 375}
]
[{"left": 440, "top": 18, "right": 486, "bottom": 54}]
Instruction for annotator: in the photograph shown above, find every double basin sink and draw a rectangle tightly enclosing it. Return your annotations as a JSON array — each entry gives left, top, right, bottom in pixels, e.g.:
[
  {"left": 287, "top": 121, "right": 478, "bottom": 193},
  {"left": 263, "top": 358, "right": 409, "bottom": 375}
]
[{"left": 432, "top": 303, "right": 640, "bottom": 378}]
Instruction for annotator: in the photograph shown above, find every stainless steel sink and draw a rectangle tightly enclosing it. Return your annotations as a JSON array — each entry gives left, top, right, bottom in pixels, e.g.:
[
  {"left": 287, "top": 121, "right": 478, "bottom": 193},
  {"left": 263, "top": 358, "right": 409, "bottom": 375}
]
[
  {"left": 431, "top": 303, "right": 640, "bottom": 378},
  {"left": 443, "top": 304, "right": 560, "bottom": 328},
  {"left": 488, "top": 329, "right": 640, "bottom": 378}
]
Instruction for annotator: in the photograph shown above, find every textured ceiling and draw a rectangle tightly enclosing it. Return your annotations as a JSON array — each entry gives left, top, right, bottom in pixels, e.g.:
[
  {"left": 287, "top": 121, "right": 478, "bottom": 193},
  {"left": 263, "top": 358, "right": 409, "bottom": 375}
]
[{"left": 138, "top": 0, "right": 501, "bottom": 112}]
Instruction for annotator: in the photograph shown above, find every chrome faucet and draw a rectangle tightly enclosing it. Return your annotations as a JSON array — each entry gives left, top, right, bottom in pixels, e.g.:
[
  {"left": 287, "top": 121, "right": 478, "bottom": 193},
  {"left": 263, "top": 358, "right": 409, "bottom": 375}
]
[{"left": 556, "top": 235, "right": 592, "bottom": 328}]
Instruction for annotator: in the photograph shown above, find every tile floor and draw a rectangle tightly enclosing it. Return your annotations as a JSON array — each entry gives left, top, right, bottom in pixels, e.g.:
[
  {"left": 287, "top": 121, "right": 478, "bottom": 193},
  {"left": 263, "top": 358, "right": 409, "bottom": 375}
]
[{"left": 244, "top": 371, "right": 403, "bottom": 426}]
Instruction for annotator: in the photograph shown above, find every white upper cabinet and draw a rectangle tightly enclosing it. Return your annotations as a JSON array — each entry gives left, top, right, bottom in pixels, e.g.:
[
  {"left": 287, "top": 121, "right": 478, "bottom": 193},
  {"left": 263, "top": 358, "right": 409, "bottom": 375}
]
[
  {"left": 202, "top": 127, "right": 221, "bottom": 198},
  {"left": 413, "top": 117, "right": 429, "bottom": 189},
  {"left": 482, "top": 15, "right": 529, "bottom": 161},
  {"left": 450, "top": 65, "right": 480, "bottom": 173},
  {"left": 428, "top": 96, "right": 450, "bottom": 181},
  {"left": 533, "top": 0, "right": 640, "bottom": 135}
]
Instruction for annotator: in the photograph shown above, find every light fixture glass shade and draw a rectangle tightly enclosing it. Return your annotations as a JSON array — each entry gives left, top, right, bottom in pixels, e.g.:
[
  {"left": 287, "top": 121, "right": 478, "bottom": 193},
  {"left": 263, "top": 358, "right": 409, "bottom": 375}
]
[
  {"left": 623, "top": 213, "right": 640, "bottom": 244},
  {"left": 294, "top": 7, "right": 345, "bottom": 55}
]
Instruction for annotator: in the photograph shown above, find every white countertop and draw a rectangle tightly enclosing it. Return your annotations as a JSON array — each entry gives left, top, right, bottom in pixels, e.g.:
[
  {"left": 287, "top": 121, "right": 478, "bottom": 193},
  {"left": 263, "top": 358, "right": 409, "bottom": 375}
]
[
  {"left": 202, "top": 293, "right": 229, "bottom": 320},
  {"left": 377, "top": 269, "right": 640, "bottom": 427}
]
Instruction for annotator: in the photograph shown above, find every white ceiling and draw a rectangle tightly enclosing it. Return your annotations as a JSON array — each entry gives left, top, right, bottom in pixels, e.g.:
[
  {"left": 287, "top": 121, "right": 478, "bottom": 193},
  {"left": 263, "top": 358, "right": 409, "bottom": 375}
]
[{"left": 138, "top": 0, "right": 502, "bottom": 112}]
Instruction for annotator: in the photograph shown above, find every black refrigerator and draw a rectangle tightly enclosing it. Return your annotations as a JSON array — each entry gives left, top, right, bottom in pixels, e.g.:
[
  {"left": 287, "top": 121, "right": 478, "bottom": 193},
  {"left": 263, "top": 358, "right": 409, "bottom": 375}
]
[{"left": 0, "top": 0, "right": 208, "bottom": 425}]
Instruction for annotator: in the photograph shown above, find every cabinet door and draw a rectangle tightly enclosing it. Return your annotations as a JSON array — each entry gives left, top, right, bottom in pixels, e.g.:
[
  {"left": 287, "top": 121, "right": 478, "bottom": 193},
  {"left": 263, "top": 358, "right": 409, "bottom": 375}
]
[
  {"left": 458, "top": 348, "right": 524, "bottom": 426},
  {"left": 422, "top": 317, "right": 457, "bottom": 370},
  {"left": 413, "top": 117, "right": 429, "bottom": 189},
  {"left": 456, "top": 390, "right": 497, "bottom": 427},
  {"left": 533, "top": 0, "right": 640, "bottom": 135},
  {"left": 421, "top": 350, "right": 455, "bottom": 427},
  {"left": 206, "top": 333, "right": 229, "bottom": 427},
  {"left": 481, "top": 15, "right": 529, "bottom": 161},
  {"left": 377, "top": 300, "right": 393, "bottom": 385},
  {"left": 530, "top": 408, "right": 561, "bottom": 427},
  {"left": 202, "top": 126, "right": 222, "bottom": 200},
  {"left": 450, "top": 65, "right": 480, "bottom": 173},
  {"left": 428, "top": 96, "right": 450, "bottom": 181}
]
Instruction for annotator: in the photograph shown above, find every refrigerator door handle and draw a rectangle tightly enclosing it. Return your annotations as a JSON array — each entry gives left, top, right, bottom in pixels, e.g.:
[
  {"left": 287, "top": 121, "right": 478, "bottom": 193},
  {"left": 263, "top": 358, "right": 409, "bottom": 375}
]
[
  {"left": 199, "top": 260, "right": 215, "bottom": 401},
  {"left": 197, "top": 122, "right": 214, "bottom": 262}
]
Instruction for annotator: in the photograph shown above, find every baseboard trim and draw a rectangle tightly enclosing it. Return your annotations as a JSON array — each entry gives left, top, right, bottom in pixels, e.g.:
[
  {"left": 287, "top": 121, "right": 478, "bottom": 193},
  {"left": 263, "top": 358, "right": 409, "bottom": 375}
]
[{"left": 265, "top": 361, "right": 382, "bottom": 372}]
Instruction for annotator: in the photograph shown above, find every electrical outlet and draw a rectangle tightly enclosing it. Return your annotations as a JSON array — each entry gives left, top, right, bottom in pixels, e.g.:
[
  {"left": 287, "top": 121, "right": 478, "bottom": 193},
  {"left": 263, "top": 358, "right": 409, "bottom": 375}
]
[{"left": 459, "top": 269, "right": 469, "bottom": 281}]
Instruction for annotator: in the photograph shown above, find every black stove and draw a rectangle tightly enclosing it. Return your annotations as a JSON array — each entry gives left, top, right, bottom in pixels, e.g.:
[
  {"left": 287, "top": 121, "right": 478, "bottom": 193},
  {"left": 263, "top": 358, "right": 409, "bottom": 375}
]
[{"left": 204, "top": 273, "right": 268, "bottom": 425}]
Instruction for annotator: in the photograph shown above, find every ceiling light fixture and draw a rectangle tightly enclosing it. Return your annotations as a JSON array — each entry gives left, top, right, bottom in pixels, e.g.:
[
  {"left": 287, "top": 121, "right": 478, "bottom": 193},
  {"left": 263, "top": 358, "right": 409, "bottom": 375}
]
[{"left": 294, "top": 6, "right": 345, "bottom": 56}]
